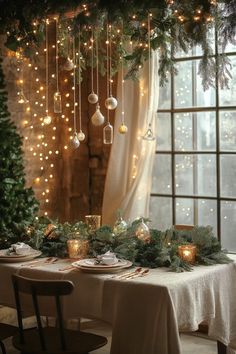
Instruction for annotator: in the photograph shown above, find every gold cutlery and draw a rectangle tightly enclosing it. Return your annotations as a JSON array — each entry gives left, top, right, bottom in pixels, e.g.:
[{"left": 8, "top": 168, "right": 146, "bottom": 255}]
[
  {"left": 59, "top": 265, "right": 75, "bottom": 271},
  {"left": 23, "top": 257, "right": 58, "bottom": 268},
  {"left": 112, "top": 267, "right": 142, "bottom": 279},
  {"left": 128, "top": 268, "right": 149, "bottom": 280}
]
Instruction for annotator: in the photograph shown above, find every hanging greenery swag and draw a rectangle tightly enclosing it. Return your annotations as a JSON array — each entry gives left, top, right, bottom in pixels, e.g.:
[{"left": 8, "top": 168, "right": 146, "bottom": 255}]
[
  {"left": 14, "top": 216, "right": 232, "bottom": 272},
  {"left": 0, "top": 0, "right": 235, "bottom": 89}
]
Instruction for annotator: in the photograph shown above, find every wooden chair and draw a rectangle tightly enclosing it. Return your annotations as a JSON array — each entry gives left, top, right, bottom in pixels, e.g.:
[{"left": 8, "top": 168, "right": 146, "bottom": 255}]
[
  {"left": 11, "top": 274, "right": 108, "bottom": 354},
  {"left": 0, "top": 323, "right": 18, "bottom": 354}
]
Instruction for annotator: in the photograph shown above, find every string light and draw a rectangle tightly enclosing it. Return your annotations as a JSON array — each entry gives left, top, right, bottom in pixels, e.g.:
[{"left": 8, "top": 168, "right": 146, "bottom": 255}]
[
  {"left": 53, "top": 18, "right": 62, "bottom": 113},
  {"left": 71, "top": 35, "right": 80, "bottom": 149},
  {"left": 43, "top": 19, "right": 52, "bottom": 125}
]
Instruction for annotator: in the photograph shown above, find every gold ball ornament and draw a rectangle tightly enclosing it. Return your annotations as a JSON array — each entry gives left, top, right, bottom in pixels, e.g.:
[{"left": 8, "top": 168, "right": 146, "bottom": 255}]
[{"left": 119, "top": 123, "right": 128, "bottom": 134}]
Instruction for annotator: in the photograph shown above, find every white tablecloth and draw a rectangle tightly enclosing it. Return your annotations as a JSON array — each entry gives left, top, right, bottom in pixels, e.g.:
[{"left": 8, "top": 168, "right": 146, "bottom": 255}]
[{"left": 0, "top": 256, "right": 236, "bottom": 354}]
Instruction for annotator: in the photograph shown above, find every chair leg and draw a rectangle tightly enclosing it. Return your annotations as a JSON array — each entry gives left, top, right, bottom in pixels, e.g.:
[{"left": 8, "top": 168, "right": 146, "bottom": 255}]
[
  {"left": 0, "top": 341, "right": 6, "bottom": 354},
  {"left": 217, "top": 340, "right": 227, "bottom": 354}
]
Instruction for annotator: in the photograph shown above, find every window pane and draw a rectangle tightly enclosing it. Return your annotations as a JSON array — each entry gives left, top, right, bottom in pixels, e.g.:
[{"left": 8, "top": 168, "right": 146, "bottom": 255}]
[
  {"left": 175, "top": 198, "right": 217, "bottom": 235},
  {"left": 156, "top": 113, "right": 171, "bottom": 151},
  {"left": 151, "top": 154, "right": 172, "bottom": 194},
  {"left": 221, "top": 201, "right": 236, "bottom": 252},
  {"left": 149, "top": 197, "right": 172, "bottom": 230},
  {"left": 220, "top": 111, "right": 236, "bottom": 151},
  {"left": 175, "top": 112, "right": 216, "bottom": 151},
  {"left": 158, "top": 78, "right": 171, "bottom": 109},
  {"left": 220, "top": 155, "right": 236, "bottom": 198},
  {"left": 175, "top": 154, "right": 216, "bottom": 196},
  {"left": 219, "top": 56, "right": 236, "bottom": 106},
  {"left": 174, "top": 60, "right": 215, "bottom": 108}
]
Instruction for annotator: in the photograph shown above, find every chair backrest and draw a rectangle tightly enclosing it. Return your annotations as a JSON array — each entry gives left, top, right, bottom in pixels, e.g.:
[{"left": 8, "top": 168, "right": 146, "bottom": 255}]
[
  {"left": 174, "top": 224, "right": 194, "bottom": 231},
  {"left": 12, "top": 274, "right": 74, "bottom": 351}
]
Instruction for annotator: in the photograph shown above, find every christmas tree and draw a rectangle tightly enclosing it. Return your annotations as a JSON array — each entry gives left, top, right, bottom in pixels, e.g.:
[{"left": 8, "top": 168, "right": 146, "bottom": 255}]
[{"left": 0, "top": 57, "right": 38, "bottom": 248}]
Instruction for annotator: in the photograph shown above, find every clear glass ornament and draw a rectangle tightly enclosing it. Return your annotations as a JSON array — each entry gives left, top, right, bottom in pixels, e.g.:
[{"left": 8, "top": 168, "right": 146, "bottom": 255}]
[
  {"left": 88, "top": 92, "right": 98, "bottom": 104},
  {"left": 43, "top": 115, "right": 52, "bottom": 125},
  {"left": 64, "top": 57, "right": 74, "bottom": 71},
  {"left": 135, "top": 219, "right": 151, "bottom": 243},
  {"left": 103, "top": 123, "right": 113, "bottom": 144},
  {"left": 142, "top": 123, "right": 155, "bottom": 141},
  {"left": 78, "top": 130, "right": 85, "bottom": 141},
  {"left": 18, "top": 91, "right": 29, "bottom": 104},
  {"left": 53, "top": 91, "right": 62, "bottom": 113},
  {"left": 105, "top": 95, "right": 118, "bottom": 110},
  {"left": 113, "top": 216, "right": 128, "bottom": 235},
  {"left": 71, "top": 132, "right": 80, "bottom": 149},
  {"left": 91, "top": 105, "right": 105, "bottom": 126}
]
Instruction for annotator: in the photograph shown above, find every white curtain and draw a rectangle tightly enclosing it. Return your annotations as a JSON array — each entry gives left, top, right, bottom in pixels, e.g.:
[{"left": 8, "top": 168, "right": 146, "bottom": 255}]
[{"left": 102, "top": 51, "right": 159, "bottom": 225}]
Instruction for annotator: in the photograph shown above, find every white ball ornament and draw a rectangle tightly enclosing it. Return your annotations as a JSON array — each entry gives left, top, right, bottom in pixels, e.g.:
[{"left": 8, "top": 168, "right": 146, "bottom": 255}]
[
  {"left": 118, "top": 123, "right": 128, "bottom": 134},
  {"left": 105, "top": 96, "right": 118, "bottom": 110},
  {"left": 71, "top": 132, "right": 80, "bottom": 149},
  {"left": 88, "top": 92, "right": 98, "bottom": 104},
  {"left": 43, "top": 115, "right": 52, "bottom": 125},
  {"left": 91, "top": 105, "right": 105, "bottom": 126},
  {"left": 78, "top": 130, "right": 86, "bottom": 141},
  {"left": 64, "top": 57, "right": 74, "bottom": 71}
]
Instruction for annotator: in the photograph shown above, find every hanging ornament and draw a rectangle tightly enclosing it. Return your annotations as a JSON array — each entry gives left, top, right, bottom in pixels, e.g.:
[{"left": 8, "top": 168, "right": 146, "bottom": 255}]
[
  {"left": 88, "top": 92, "right": 98, "bottom": 104},
  {"left": 71, "top": 132, "right": 80, "bottom": 149},
  {"left": 78, "top": 130, "right": 85, "bottom": 141},
  {"left": 44, "top": 19, "right": 51, "bottom": 125},
  {"left": 91, "top": 104, "right": 105, "bottom": 126},
  {"left": 43, "top": 115, "right": 52, "bottom": 125},
  {"left": 142, "top": 13, "right": 156, "bottom": 142},
  {"left": 103, "top": 122, "right": 113, "bottom": 144},
  {"left": 18, "top": 52, "right": 29, "bottom": 104},
  {"left": 18, "top": 91, "right": 29, "bottom": 104},
  {"left": 135, "top": 219, "right": 151, "bottom": 243},
  {"left": 113, "top": 215, "right": 128, "bottom": 235},
  {"left": 142, "top": 123, "right": 155, "bottom": 141},
  {"left": 64, "top": 57, "right": 74, "bottom": 71},
  {"left": 118, "top": 123, "right": 128, "bottom": 134},
  {"left": 105, "top": 96, "right": 118, "bottom": 110},
  {"left": 53, "top": 19, "right": 62, "bottom": 113}
]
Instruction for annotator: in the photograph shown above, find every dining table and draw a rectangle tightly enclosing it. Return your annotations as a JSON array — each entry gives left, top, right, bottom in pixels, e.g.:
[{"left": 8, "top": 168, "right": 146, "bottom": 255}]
[{"left": 0, "top": 255, "right": 236, "bottom": 354}]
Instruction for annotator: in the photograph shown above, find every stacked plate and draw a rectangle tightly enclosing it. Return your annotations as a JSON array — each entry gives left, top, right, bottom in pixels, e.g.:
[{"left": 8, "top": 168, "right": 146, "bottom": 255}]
[
  {"left": 72, "top": 258, "right": 132, "bottom": 273},
  {"left": 0, "top": 249, "right": 42, "bottom": 263}
]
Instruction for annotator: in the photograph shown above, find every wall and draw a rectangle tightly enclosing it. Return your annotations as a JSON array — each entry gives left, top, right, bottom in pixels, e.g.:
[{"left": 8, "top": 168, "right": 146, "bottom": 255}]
[{"left": 0, "top": 31, "right": 116, "bottom": 223}]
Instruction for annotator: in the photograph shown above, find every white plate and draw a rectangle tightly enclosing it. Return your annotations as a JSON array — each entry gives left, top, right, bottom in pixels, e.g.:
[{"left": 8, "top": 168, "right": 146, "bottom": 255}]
[
  {"left": 83, "top": 259, "right": 126, "bottom": 268},
  {"left": 0, "top": 250, "right": 42, "bottom": 263},
  {"left": 72, "top": 259, "right": 132, "bottom": 273}
]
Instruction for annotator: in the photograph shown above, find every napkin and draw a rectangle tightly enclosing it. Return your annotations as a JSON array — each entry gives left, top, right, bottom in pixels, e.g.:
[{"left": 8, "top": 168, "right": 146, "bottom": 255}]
[
  {"left": 10, "top": 242, "right": 32, "bottom": 255},
  {"left": 97, "top": 251, "right": 118, "bottom": 265}
]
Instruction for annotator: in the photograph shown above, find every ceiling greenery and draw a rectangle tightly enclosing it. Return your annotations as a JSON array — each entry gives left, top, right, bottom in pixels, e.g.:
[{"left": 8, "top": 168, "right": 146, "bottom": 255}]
[{"left": 0, "top": 0, "right": 235, "bottom": 88}]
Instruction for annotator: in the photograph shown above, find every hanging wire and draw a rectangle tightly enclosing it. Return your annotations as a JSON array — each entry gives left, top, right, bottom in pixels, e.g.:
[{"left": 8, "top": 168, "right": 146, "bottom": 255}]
[
  {"left": 121, "top": 21, "right": 125, "bottom": 124},
  {"left": 109, "top": 24, "right": 113, "bottom": 96},
  {"left": 78, "top": 27, "right": 82, "bottom": 131},
  {"left": 45, "top": 19, "right": 49, "bottom": 115},
  {"left": 55, "top": 18, "right": 59, "bottom": 93},
  {"left": 95, "top": 29, "right": 99, "bottom": 98},
  {"left": 106, "top": 22, "right": 110, "bottom": 123},
  {"left": 147, "top": 12, "right": 151, "bottom": 114},
  {"left": 91, "top": 27, "right": 94, "bottom": 93},
  {"left": 73, "top": 36, "right": 77, "bottom": 133}
]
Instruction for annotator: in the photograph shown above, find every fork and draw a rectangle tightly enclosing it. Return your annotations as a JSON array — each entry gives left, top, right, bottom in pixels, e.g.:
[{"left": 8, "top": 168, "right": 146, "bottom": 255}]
[
  {"left": 112, "top": 267, "right": 142, "bottom": 279},
  {"left": 128, "top": 268, "right": 149, "bottom": 280}
]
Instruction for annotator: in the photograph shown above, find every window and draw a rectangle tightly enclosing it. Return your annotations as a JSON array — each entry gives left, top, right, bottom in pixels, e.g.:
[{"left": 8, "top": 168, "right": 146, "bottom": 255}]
[{"left": 150, "top": 33, "right": 236, "bottom": 252}]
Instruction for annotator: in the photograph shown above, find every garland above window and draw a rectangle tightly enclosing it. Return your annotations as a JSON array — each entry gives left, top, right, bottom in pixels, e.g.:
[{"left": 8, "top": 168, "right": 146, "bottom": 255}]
[{"left": 0, "top": 0, "right": 235, "bottom": 88}]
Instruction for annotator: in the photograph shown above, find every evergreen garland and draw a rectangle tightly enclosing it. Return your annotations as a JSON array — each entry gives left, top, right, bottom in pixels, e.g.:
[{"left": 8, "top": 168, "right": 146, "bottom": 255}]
[
  {"left": 0, "top": 57, "right": 39, "bottom": 248},
  {"left": 23, "top": 217, "right": 232, "bottom": 272},
  {"left": 0, "top": 0, "right": 235, "bottom": 89}
]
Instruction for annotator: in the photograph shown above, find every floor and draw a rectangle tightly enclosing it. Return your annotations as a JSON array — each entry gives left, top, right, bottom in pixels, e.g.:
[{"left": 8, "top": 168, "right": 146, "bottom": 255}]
[{"left": 1, "top": 307, "right": 217, "bottom": 354}]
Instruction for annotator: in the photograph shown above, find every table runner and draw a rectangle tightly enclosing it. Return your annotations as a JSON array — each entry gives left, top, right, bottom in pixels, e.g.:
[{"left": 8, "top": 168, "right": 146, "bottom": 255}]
[{"left": 0, "top": 257, "right": 236, "bottom": 354}]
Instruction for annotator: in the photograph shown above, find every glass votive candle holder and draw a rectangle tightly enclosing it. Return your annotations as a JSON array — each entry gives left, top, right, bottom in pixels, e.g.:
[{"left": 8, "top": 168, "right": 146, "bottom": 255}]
[
  {"left": 67, "top": 239, "right": 89, "bottom": 259},
  {"left": 85, "top": 215, "right": 101, "bottom": 232},
  {"left": 178, "top": 244, "right": 196, "bottom": 264}
]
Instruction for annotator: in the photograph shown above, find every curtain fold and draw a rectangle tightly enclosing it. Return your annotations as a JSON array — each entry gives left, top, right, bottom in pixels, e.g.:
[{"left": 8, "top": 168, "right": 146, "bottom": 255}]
[{"left": 102, "top": 51, "right": 159, "bottom": 225}]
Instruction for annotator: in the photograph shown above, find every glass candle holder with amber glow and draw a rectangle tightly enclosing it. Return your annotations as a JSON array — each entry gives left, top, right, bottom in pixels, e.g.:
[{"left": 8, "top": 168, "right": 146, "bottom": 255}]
[
  {"left": 178, "top": 245, "right": 196, "bottom": 264},
  {"left": 85, "top": 215, "right": 101, "bottom": 232},
  {"left": 67, "top": 239, "right": 89, "bottom": 259}
]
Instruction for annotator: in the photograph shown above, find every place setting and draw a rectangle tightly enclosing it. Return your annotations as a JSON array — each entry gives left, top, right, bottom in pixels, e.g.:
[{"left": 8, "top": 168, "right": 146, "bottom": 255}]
[{"left": 0, "top": 242, "right": 41, "bottom": 263}]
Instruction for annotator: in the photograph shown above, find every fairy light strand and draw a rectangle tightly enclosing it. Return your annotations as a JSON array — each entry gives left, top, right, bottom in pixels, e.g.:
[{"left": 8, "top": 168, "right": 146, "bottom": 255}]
[
  {"left": 45, "top": 19, "right": 49, "bottom": 115},
  {"left": 106, "top": 22, "right": 110, "bottom": 123},
  {"left": 95, "top": 30, "right": 99, "bottom": 97},
  {"left": 55, "top": 18, "right": 59, "bottom": 92},
  {"left": 73, "top": 36, "right": 77, "bottom": 133},
  {"left": 91, "top": 27, "right": 94, "bottom": 93},
  {"left": 78, "top": 28, "right": 82, "bottom": 131},
  {"left": 109, "top": 24, "right": 113, "bottom": 96}
]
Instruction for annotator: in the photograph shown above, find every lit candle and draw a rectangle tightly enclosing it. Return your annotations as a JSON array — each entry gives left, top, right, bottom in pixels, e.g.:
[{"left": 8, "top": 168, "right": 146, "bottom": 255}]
[
  {"left": 67, "top": 239, "right": 89, "bottom": 259},
  {"left": 178, "top": 245, "right": 196, "bottom": 264},
  {"left": 85, "top": 215, "right": 101, "bottom": 232}
]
